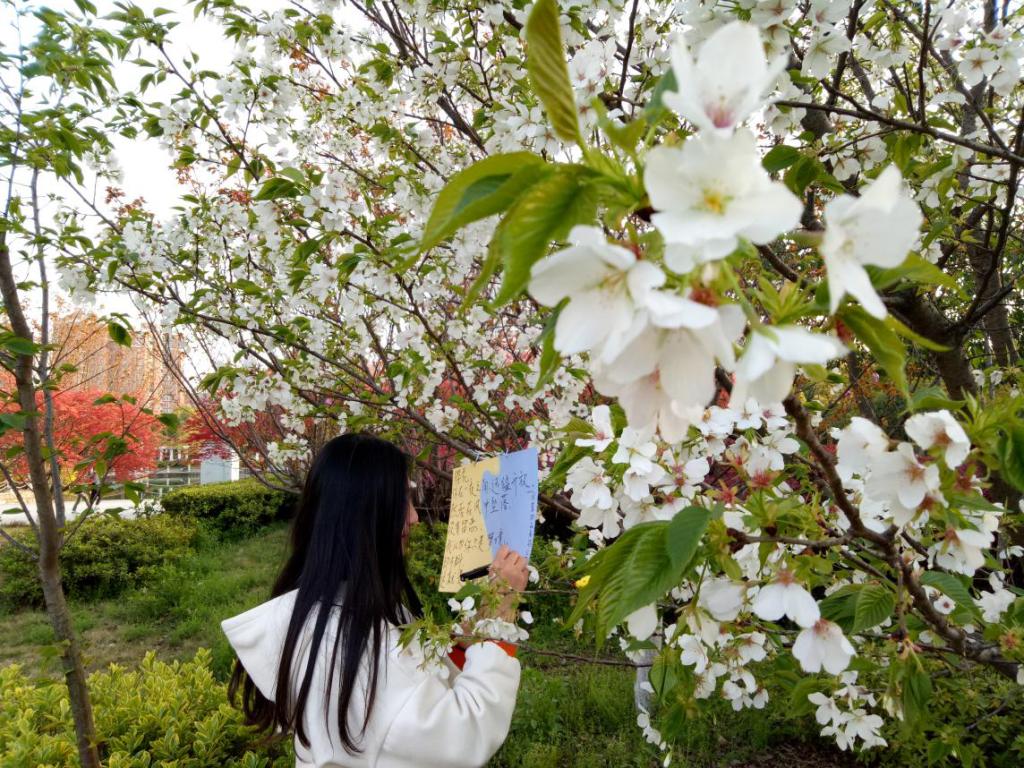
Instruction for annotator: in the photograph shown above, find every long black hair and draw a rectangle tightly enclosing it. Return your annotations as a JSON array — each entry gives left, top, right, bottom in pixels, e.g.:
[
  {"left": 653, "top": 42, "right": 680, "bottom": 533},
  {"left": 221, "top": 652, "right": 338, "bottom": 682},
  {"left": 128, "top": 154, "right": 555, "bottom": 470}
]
[{"left": 228, "top": 432, "right": 424, "bottom": 754}]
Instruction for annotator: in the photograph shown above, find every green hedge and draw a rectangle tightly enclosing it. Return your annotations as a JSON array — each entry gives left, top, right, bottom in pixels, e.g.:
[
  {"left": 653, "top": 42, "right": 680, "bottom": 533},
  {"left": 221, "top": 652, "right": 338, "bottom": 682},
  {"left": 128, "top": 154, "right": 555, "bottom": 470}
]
[
  {"left": 161, "top": 479, "right": 296, "bottom": 537},
  {"left": 0, "top": 514, "right": 199, "bottom": 610},
  {"left": 0, "top": 648, "right": 292, "bottom": 767}
]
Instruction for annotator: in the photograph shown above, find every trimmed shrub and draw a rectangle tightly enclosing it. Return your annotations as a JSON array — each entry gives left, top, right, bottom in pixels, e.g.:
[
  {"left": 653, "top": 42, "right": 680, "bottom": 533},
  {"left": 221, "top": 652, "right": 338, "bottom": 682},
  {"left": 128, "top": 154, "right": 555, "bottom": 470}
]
[
  {"left": 161, "top": 479, "right": 297, "bottom": 537},
  {"left": 0, "top": 648, "right": 292, "bottom": 767},
  {"left": 0, "top": 514, "right": 199, "bottom": 610},
  {"left": 405, "top": 522, "right": 450, "bottom": 618}
]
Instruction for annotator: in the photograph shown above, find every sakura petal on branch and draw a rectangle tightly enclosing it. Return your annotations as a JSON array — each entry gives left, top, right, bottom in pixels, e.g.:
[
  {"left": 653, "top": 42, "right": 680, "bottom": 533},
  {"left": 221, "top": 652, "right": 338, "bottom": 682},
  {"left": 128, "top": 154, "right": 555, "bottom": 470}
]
[
  {"left": 527, "top": 224, "right": 644, "bottom": 357},
  {"left": 576, "top": 404, "right": 616, "bottom": 451},
  {"left": 751, "top": 571, "right": 821, "bottom": 628},
  {"left": 792, "top": 619, "right": 856, "bottom": 675},
  {"left": 903, "top": 409, "right": 971, "bottom": 468},
  {"left": 731, "top": 325, "right": 847, "bottom": 405},
  {"left": 644, "top": 130, "right": 802, "bottom": 268},
  {"left": 662, "top": 21, "right": 788, "bottom": 136},
  {"left": 820, "top": 166, "right": 923, "bottom": 318},
  {"left": 698, "top": 577, "right": 747, "bottom": 621},
  {"left": 835, "top": 417, "right": 890, "bottom": 482},
  {"left": 625, "top": 603, "right": 659, "bottom": 641},
  {"left": 867, "top": 442, "right": 940, "bottom": 511}
]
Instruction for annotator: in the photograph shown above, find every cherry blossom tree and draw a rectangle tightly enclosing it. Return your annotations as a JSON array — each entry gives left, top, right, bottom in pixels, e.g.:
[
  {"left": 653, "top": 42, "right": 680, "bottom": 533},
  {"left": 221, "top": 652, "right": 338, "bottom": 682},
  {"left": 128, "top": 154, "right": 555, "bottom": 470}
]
[{"left": 54, "top": 0, "right": 1024, "bottom": 759}]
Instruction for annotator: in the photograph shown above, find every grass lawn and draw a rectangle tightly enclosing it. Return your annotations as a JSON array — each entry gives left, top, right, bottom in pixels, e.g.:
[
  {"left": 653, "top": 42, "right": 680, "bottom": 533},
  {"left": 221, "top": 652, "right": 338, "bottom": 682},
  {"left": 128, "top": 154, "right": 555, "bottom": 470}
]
[{"left": 0, "top": 523, "right": 856, "bottom": 767}]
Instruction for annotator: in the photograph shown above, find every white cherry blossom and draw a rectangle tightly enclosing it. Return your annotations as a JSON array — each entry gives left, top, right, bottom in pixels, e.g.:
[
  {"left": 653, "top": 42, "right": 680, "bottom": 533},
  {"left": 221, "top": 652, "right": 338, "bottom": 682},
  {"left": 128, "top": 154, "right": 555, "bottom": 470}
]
[
  {"left": 959, "top": 45, "right": 999, "bottom": 87},
  {"left": 752, "top": 570, "right": 821, "bottom": 628},
  {"left": 566, "top": 457, "right": 615, "bottom": 511},
  {"left": 663, "top": 21, "right": 788, "bottom": 136},
  {"left": 793, "top": 619, "right": 856, "bottom": 674},
  {"left": 528, "top": 225, "right": 663, "bottom": 358},
  {"left": 625, "top": 603, "right": 659, "bottom": 641},
  {"left": 698, "top": 577, "right": 747, "bottom": 621},
  {"left": 835, "top": 417, "right": 890, "bottom": 482},
  {"left": 678, "top": 633, "right": 710, "bottom": 674},
  {"left": 904, "top": 409, "right": 970, "bottom": 468},
  {"left": 732, "top": 325, "right": 847, "bottom": 406},
  {"left": 612, "top": 426, "right": 658, "bottom": 473},
  {"left": 867, "top": 442, "right": 940, "bottom": 511},
  {"left": 821, "top": 166, "right": 923, "bottom": 318},
  {"left": 931, "top": 522, "right": 995, "bottom": 576},
  {"left": 594, "top": 304, "right": 745, "bottom": 439},
  {"left": 576, "top": 404, "right": 616, "bottom": 451},
  {"left": 975, "top": 574, "right": 1015, "bottom": 622},
  {"left": 843, "top": 709, "right": 887, "bottom": 749},
  {"left": 802, "top": 27, "right": 853, "bottom": 79},
  {"left": 809, "top": 691, "right": 844, "bottom": 725},
  {"left": 645, "top": 129, "right": 802, "bottom": 269}
]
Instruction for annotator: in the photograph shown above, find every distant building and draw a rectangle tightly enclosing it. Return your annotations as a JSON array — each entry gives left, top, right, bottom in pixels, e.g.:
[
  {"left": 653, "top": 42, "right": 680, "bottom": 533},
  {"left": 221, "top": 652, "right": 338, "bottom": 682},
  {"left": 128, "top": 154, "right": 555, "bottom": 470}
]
[{"left": 48, "top": 307, "right": 189, "bottom": 415}]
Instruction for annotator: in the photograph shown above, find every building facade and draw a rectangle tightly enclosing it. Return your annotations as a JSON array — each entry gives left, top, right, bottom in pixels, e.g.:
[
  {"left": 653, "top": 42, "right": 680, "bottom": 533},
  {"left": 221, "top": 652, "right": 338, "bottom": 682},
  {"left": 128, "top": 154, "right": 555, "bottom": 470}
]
[{"left": 48, "top": 307, "right": 189, "bottom": 415}]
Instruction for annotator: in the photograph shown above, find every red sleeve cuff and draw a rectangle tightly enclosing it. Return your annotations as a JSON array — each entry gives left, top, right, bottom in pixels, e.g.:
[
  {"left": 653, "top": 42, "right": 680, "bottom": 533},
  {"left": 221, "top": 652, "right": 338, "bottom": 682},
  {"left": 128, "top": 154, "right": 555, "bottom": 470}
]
[
  {"left": 446, "top": 640, "right": 518, "bottom": 670},
  {"left": 447, "top": 644, "right": 467, "bottom": 670},
  {"left": 494, "top": 640, "right": 518, "bottom": 658}
]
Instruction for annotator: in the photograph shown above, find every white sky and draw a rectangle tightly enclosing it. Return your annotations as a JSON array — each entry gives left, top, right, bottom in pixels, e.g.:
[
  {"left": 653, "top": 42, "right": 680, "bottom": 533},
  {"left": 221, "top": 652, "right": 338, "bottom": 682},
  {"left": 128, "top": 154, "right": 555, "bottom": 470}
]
[{"left": 1, "top": 0, "right": 283, "bottom": 321}]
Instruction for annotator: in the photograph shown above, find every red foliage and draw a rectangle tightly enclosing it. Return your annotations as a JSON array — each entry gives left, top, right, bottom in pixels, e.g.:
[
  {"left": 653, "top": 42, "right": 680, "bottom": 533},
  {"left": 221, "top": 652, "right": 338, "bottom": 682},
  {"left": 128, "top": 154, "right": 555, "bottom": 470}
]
[
  {"left": 183, "top": 397, "right": 320, "bottom": 465},
  {"left": 0, "top": 389, "right": 162, "bottom": 486}
]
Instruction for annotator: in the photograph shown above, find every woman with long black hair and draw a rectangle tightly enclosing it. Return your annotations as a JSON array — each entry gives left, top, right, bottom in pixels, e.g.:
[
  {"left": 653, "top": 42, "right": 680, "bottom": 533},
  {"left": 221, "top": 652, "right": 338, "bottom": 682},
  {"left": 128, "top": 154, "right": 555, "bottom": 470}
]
[{"left": 222, "top": 433, "right": 527, "bottom": 767}]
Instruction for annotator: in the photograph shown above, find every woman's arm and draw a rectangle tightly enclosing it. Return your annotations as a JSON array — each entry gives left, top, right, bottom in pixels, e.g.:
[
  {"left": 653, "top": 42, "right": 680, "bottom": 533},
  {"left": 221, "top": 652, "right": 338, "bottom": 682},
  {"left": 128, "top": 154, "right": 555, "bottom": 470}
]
[{"left": 377, "top": 637, "right": 521, "bottom": 768}]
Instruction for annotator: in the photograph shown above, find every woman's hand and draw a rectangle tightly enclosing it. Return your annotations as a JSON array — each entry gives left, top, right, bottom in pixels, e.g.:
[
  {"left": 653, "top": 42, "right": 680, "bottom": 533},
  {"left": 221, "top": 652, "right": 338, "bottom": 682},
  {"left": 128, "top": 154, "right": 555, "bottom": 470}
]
[{"left": 488, "top": 544, "right": 528, "bottom": 592}]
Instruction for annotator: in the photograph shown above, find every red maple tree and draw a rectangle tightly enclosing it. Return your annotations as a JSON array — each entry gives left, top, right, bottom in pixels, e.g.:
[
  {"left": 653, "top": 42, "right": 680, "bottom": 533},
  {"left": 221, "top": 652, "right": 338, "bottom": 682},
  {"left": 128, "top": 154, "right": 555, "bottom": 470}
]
[{"left": 0, "top": 389, "right": 162, "bottom": 487}]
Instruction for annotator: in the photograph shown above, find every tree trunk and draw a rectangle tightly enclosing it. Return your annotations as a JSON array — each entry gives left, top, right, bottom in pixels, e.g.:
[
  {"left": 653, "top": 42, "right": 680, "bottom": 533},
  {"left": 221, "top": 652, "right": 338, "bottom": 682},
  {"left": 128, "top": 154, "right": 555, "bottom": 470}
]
[
  {"left": 890, "top": 291, "right": 978, "bottom": 401},
  {"left": 0, "top": 241, "right": 100, "bottom": 768},
  {"left": 968, "top": 249, "right": 1018, "bottom": 367}
]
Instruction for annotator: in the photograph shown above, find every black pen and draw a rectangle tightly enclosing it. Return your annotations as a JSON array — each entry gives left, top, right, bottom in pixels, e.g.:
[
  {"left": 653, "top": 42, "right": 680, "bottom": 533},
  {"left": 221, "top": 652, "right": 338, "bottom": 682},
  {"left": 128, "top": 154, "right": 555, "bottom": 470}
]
[{"left": 459, "top": 564, "right": 490, "bottom": 582}]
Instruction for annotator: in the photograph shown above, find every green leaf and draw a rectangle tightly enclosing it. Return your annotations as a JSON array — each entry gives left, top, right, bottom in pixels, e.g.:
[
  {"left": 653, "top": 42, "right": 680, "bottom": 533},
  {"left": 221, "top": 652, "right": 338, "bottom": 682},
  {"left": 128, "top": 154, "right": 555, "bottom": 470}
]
[
  {"left": 279, "top": 166, "right": 307, "bottom": 184},
  {"left": 907, "top": 386, "right": 964, "bottom": 413},
  {"left": 567, "top": 505, "right": 711, "bottom": 642},
  {"left": 492, "top": 164, "right": 598, "bottom": 306},
  {"left": 839, "top": 305, "right": 907, "bottom": 396},
  {"left": 995, "top": 424, "right": 1024, "bottom": 493},
  {"left": 253, "top": 177, "right": 299, "bottom": 201},
  {"left": 886, "top": 315, "right": 950, "bottom": 352},
  {"left": 902, "top": 669, "right": 933, "bottom": 731},
  {"left": 820, "top": 584, "right": 863, "bottom": 631},
  {"left": 0, "top": 412, "right": 28, "bottom": 431},
  {"left": 642, "top": 69, "right": 678, "bottom": 122},
  {"left": 763, "top": 144, "right": 802, "bottom": 173},
  {"left": 419, "top": 153, "right": 548, "bottom": 254},
  {"left": 460, "top": 231, "right": 506, "bottom": 308},
  {"left": 649, "top": 648, "right": 679, "bottom": 697},
  {"left": 920, "top": 571, "right": 981, "bottom": 621},
  {"left": 525, "top": 0, "right": 581, "bottom": 144},
  {"left": 107, "top": 322, "right": 132, "bottom": 347},
  {"left": 787, "top": 677, "right": 823, "bottom": 718},
  {"left": 871, "top": 252, "right": 964, "bottom": 298},
  {"left": 2, "top": 335, "right": 39, "bottom": 356},
  {"left": 667, "top": 505, "right": 713, "bottom": 571},
  {"left": 157, "top": 413, "right": 180, "bottom": 433},
  {"left": 601, "top": 114, "right": 647, "bottom": 155},
  {"left": 532, "top": 299, "right": 567, "bottom": 393},
  {"left": 852, "top": 584, "right": 895, "bottom": 632}
]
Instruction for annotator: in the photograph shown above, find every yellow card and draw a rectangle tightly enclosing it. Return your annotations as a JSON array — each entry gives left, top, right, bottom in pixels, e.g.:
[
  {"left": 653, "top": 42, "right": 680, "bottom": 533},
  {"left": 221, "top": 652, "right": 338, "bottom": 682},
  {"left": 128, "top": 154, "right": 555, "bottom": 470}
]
[{"left": 439, "top": 456, "right": 500, "bottom": 593}]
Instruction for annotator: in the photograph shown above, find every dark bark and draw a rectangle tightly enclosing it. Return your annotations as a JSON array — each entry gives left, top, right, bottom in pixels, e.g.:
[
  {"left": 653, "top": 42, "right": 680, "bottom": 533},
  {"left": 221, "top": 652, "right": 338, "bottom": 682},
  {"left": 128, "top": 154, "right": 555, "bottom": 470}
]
[
  {"left": 0, "top": 239, "right": 100, "bottom": 768},
  {"left": 889, "top": 291, "right": 978, "bottom": 400},
  {"left": 968, "top": 248, "right": 1018, "bottom": 366}
]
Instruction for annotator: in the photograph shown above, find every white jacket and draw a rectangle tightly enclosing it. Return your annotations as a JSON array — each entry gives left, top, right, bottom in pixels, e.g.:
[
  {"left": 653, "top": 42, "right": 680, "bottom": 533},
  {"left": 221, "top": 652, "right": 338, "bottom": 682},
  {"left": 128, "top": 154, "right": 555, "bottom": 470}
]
[{"left": 221, "top": 590, "right": 521, "bottom": 768}]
